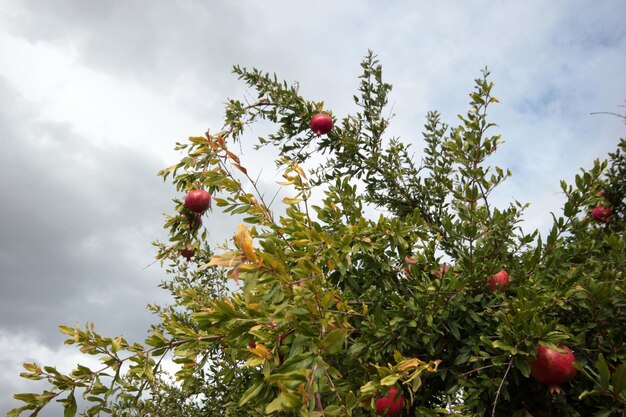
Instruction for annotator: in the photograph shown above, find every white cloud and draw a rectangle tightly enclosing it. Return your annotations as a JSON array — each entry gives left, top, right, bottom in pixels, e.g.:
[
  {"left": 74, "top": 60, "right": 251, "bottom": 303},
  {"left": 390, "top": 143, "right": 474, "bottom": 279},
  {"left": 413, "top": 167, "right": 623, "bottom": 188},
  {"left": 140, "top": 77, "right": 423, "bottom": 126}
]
[{"left": 0, "top": 330, "right": 103, "bottom": 416}]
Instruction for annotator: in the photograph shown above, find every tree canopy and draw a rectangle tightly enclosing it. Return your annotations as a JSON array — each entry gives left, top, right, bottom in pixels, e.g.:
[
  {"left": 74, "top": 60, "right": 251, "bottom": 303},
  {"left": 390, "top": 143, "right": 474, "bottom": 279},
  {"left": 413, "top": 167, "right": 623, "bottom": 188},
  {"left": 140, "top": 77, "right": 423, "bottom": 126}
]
[{"left": 9, "top": 52, "right": 626, "bottom": 417}]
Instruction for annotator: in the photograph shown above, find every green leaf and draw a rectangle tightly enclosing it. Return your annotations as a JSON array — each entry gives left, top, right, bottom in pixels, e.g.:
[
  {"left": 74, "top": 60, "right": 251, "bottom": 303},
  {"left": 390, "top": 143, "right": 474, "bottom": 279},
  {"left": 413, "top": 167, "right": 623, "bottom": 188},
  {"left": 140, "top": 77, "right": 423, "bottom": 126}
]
[
  {"left": 492, "top": 341, "right": 512, "bottom": 352},
  {"left": 612, "top": 363, "right": 626, "bottom": 395},
  {"left": 324, "top": 404, "right": 341, "bottom": 416},
  {"left": 514, "top": 357, "right": 531, "bottom": 378},
  {"left": 280, "top": 353, "right": 315, "bottom": 373},
  {"left": 592, "top": 410, "right": 614, "bottom": 417},
  {"left": 239, "top": 379, "right": 264, "bottom": 406},
  {"left": 380, "top": 375, "right": 399, "bottom": 386},
  {"left": 13, "top": 393, "right": 38, "bottom": 404},
  {"left": 265, "top": 391, "right": 299, "bottom": 414},
  {"left": 264, "top": 370, "right": 308, "bottom": 385},
  {"left": 7, "top": 406, "right": 33, "bottom": 417},
  {"left": 63, "top": 392, "right": 77, "bottom": 417},
  {"left": 597, "top": 354, "right": 610, "bottom": 391},
  {"left": 453, "top": 352, "right": 470, "bottom": 366},
  {"left": 58, "top": 325, "right": 75, "bottom": 336},
  {"left": 322, "top": 329, "right": 347, "bottom": 354}
]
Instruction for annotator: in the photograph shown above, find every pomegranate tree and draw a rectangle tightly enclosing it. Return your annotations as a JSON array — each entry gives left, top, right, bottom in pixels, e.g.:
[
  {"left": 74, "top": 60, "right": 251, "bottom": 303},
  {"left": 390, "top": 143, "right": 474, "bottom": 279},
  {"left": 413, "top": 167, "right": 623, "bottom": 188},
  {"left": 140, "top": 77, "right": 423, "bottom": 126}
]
[
  {"left": 530, "top": 345, "right": 577, "bottom": 393},
  {"left": 184, "top": 189, "right": 211, "bottom": 213},
  {"left": 375, "top": 386, "right": 404, "bottom": 416},
  {"left": 309, "top": 113, "right": 333, "bottom": 136}
]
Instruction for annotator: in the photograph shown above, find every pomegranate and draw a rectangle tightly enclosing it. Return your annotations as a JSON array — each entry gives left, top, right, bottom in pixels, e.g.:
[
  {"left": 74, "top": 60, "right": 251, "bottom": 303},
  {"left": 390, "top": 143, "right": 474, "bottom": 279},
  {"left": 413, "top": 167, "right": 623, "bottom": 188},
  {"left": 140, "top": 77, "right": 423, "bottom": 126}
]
[
  {"left": 591, "top": 206, "right": 613, "bottom": 222},
  {"left": 184, "top": 189, "right": 211, "bottom": 213},
  {"left": 309, "top": 113, "right": 333, "bottom": 136},
  {"left": 530, "top": 345, "right": 577, "bottom": 393},
  {"left": 435, "top": 263, "right": 450, "bottom": 276},
  {"left": 180, "top": 248, "right": 195, "bottom": 260},
  {"left": 375, "top": 386, "right": 403, "bottom": 416},
  {"left": 403, "top": 266, "right": 412, "bottom": 278},
  {"left": 486, "top": 269, "right": 509, "bottom": 291}
]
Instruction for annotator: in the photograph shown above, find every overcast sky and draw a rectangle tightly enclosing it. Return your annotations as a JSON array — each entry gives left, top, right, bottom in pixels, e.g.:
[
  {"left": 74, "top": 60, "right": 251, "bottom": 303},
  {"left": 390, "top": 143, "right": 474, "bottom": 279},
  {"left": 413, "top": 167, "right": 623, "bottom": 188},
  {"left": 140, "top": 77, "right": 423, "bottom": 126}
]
[{"left": 0, "top": 1, "right": 625, "bottom": 415}]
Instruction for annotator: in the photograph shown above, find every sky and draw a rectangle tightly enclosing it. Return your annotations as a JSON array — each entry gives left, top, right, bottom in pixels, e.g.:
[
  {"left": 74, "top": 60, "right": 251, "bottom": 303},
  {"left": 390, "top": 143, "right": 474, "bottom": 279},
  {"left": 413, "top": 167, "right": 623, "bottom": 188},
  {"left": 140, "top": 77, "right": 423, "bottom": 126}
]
[{"left": 0, "top": 1, "right": 625, "bottom": 415}]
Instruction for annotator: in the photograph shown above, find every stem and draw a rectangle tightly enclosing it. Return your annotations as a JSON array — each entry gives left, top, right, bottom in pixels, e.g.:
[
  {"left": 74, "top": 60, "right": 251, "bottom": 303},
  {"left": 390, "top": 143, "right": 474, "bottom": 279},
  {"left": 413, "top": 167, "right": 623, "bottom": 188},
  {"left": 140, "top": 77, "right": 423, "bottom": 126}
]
[
  {"left": 491, "top": 359, "right": 513, "bottom": 417},
  {"left": 314, "top": 392, "right": 325, "bottom": 414}
]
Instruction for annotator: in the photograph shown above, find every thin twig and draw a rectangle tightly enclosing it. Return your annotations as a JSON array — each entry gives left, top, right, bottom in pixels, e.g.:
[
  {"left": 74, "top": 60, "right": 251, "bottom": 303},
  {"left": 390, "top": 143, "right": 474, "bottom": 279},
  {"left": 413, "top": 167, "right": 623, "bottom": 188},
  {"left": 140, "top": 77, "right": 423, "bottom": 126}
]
[{"left": 492, "top": 359, "right": 513, "bottom": 417}]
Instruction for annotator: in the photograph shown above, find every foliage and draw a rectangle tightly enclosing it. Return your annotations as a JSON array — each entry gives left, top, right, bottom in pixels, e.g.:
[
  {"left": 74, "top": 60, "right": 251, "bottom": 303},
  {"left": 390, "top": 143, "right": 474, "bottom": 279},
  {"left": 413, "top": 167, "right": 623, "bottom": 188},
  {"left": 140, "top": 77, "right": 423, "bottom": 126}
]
[{"left": 9, "top": 52, "right": 626, "bottom": 417}]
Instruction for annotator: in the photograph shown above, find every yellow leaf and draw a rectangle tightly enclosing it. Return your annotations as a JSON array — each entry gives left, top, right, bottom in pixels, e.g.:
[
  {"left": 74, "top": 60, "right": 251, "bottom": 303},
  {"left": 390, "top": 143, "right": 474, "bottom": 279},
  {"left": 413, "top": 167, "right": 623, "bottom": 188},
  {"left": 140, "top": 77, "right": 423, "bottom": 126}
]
[
  {"left": 236, "top": 224, "right": 258, "bottom": 262},
  {"left": 188, "top": 136, "right": 207, "bottom": 144},
  {"left": 239, "top": 263, "right": 259, "bottom": 272},
  {"left": 282, "top": 197, "right": 303, "bottom": 205},
  {"left": 397, "top": 358, "right": 426, "bottom": 371},
  {"left": 199, "top": 251, "right": 243, "bottom": 270},
  {"left": 427, "top": 360, "right": 442, "bottom": 372},
  {"left": 245, "top": 356, "right": 265, "bottom": 367},
  {"left": 248, "top": 342, "right": 272, "bottom": 359},
  {"left": 293, "top": 163, "right": 307, "bottom": 179},
  {"left": 380, "top": 375, "right": 399, "bottom": 386}
]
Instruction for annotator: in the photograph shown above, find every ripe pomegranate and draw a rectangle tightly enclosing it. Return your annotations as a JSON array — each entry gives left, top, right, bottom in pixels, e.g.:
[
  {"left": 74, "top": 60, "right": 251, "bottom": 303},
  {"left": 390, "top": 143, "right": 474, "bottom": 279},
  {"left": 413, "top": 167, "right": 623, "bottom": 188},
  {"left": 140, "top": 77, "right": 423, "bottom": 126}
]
[
  {"left": 486, "top": 269, "right": 509, "bottom": 291},
  {"left": 530, "top": 345, "right": 577, "bottom": 393},
  {"left": 180, "top": 248, "right": 195, "bottom": 260},
  {"left": 435, "top": 263, "right": 450, "bottom": 276},
  {"left": 403, "top": 266, "right": 412, "bottom": 277},
  {"left": 309, "top": 113, "right": 333, "bottom": 136},
  {"left": 184, "top": 189, "right": 211, "bottom": 213},
  {"left": 375, "top": 386, "right": 403, "bottom": 416},
  {"left": 591, "top": 206, "right": 613, "bottom": 222}
]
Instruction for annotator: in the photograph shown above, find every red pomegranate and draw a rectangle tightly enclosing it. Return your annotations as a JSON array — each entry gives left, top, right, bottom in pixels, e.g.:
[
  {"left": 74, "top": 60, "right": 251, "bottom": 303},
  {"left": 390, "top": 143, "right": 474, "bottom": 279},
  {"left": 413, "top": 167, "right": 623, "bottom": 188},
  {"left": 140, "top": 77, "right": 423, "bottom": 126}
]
[
  {"left": 591, "top": 206, "right": 613, "bottom": 222},
  {"left": 486, "top": 269, "right": 509, "bottom": 291},
  {"left": 435, "top": 263, "right": 450, "bottom": 276},
  {"left": 180, "top": 248, "right": 195, "bottom": 260},
  {"left": 184, "top": 189, "right": 211, "bottom": 213},
  {"left": 530, "top": 345, "right": 577, "bottom": 393},
  {"left": 375, "top": 386, "right": 403, "bottom": 416},
  {"left": 403, "top": 266, "right": 412, "bottom": 278},
  {"left": 309, "top": 113, "right": 333, "bottom": 136}
]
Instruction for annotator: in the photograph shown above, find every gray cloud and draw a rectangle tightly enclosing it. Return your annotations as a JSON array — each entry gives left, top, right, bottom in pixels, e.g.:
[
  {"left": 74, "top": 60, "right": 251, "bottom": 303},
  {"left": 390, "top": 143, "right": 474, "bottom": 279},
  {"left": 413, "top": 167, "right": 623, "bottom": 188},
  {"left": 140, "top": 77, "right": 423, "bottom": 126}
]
[
  {"left": 0, "top": 77, "right": 174, "bottom": 343},
  {"left": 0, "top": 74, "right": 257, "bottom": 413}
]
